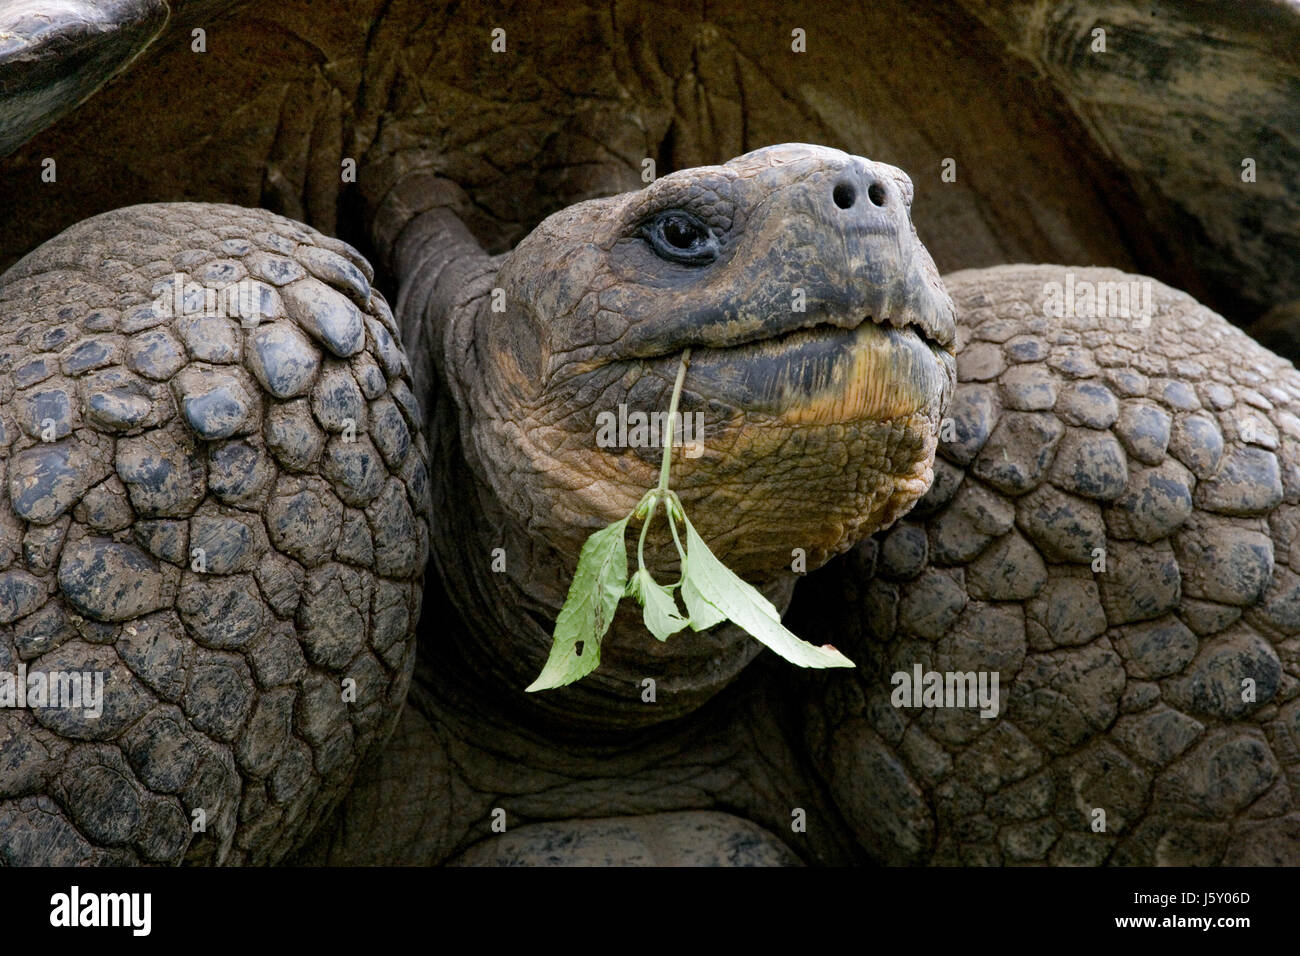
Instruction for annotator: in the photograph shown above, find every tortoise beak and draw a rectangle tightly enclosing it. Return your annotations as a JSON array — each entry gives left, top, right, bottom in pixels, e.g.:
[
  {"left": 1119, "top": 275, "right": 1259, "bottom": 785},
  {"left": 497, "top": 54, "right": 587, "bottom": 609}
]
[{"left": 680, "top": 311, "right": 952, "bottom": 424}]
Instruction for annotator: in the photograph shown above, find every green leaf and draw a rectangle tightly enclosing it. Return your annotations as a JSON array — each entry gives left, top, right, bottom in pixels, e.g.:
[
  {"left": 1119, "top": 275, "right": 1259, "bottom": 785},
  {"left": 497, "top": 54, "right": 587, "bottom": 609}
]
[
  {"left": 681, "top": 566, "right": 727, "bottom": 631},
  {"left": 680, "top": 515, "right": 855, "bottom": 670},
  {"left": 667, "top": 493, "right": 727, "bottom": 632},
  {"left": 627, "top": 567, "right": 689, "bottom": 641},
  {"left": 526, "top": 517, "right": 631, "bottom": 691}
]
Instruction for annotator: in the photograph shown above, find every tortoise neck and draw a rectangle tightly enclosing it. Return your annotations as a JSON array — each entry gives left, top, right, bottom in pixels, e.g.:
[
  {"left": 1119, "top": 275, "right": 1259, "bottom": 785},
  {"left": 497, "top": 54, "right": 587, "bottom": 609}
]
[
  {"left": 366, "top": 168, "right": 498, "bottom": 407},
  {"left": 376, "top": 182, "right": 780, "bottom": 733},
  {"left": 417, "top": 375, "right": 777, "bottom": 733}
]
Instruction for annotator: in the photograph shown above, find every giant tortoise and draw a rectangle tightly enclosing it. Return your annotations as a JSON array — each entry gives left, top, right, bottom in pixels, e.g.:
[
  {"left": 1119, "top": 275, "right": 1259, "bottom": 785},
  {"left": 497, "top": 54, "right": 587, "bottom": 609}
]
[{"left": 1, "top": 0, "right": 1299, "bottom": 867}]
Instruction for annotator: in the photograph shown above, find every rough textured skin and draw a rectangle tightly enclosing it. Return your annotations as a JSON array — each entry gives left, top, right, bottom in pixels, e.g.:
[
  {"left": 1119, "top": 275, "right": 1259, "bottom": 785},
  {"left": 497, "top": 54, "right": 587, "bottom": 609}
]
[
  {"left": 956, "top": 0, "right": 1300, "bottom": 321},
  {"left": 2, "top": 0, "right": 1297, "bottom": 333},
  {"left": 293, "top": 653, "right": 863, "bottom": 865},
  {"left": 302, "top": 167, "right": 1300, "bottom": 867},
  {"left": 398, "top": 144, "right": 953, "bottom": 730},
  {"left": 295, "top": 253, "right": 1300, "bottom": 868},
  {"left": 0, "top": 203, "right": 426, "bottom": 864},
  {"left": 299, "top": 154, "right": 1300, "bottom": 867},
  {"left": 2, "top": 144, "right": 1298, "bottom": 866},
  {"left": 793, "top": 264, "right": 1300, "bottom": 865},
  {"left": 297, "top": 145, "right": 959, "bottom": 865},
  {"left": 449, "top": 811, "right": 802, "bottom": 866}
]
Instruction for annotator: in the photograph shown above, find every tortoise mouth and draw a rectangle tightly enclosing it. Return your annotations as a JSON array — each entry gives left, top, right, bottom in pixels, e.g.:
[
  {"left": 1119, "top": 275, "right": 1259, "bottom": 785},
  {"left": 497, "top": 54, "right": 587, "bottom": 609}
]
[{"left": 675, "top": 313, "right": 950, "bottom": 424}]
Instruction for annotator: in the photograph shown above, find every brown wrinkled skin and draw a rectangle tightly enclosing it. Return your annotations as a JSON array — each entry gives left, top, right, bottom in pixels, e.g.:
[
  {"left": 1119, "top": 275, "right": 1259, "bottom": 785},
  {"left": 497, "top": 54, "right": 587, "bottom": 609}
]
[
  {"left": 8, "top": 140, "right": 1300, "bottom": 865},
  {"left": 398, "top": 145, "right": 955, "bottom": 733},
  {"left": 5, "top": 0, "right": 1298, "bottom": 331},
  {"left": 0, "top": 144, "right": 957, "bottom": 865},
  {"left": 305, "top": 160, "right": 1300, "bottom": 866},
  {"left": 7, "top": 147, "right": 1300, "bottom": 868},
  {"left": 0, "top": 205, "right": 427, "bottom": 864},
  {"left": 1, "top": 0, "right": 1299, "bottom": 871}
]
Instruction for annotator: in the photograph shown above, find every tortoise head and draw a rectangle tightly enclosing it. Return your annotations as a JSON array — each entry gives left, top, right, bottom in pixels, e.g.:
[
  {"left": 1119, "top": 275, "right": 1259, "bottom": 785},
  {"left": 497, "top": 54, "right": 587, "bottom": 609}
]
[
  {"left": 455, "top": 144, "right": 955, "bottom": 580},
  {"left": 404, "top": 143, "right": 956, "bottom": 724}
]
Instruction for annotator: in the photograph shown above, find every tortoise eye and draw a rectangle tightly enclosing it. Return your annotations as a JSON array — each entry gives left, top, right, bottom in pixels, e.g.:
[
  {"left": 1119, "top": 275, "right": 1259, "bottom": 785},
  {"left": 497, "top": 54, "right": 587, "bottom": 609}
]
[{"left": 643, "top": 211, "right": 719, "bottom": 265}]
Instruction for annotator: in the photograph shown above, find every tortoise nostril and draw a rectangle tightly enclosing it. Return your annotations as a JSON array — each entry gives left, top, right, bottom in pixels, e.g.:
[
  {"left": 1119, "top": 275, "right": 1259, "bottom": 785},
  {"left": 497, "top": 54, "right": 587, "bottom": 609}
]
[
  {"left": 867, "top": 181, "right": 887, "bottom": 206},
  {"left": 832, "top": 181, "right": 856, "bottom": 210}
]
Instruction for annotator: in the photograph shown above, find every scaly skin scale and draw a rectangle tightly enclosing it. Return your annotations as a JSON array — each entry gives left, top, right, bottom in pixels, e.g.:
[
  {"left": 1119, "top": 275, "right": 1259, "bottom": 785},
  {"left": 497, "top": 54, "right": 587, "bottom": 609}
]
[{"left": 3, "top": 144, "right": 1300, "bottom": 866}]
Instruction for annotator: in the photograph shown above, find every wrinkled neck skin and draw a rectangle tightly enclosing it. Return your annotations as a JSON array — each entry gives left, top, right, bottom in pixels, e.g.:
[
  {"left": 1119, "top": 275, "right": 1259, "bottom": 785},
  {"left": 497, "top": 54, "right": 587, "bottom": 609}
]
[
  {"left": 372, "top": 171, "right": 784, "bottom": 735},
  {"left": 424, "top": 370, "right": 785, "bottom": 732}
]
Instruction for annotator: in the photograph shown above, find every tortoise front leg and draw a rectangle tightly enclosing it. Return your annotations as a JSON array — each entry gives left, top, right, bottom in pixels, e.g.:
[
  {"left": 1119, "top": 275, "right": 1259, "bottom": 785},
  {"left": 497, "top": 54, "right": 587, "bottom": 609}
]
[
  {"left": 795, "top": 265, "right": 1300, "bottom": 866},
  {"left": 0, "top": 203, "right": 427, "bottom": 864}
]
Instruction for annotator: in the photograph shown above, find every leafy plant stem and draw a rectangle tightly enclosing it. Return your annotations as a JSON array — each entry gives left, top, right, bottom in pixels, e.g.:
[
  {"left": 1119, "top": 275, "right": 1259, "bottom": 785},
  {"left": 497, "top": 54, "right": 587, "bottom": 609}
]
[
  {"left": 656, "top": 348, "right": 692, "bottom": 495},
  {"left": 636, "top": 491, "right": 655, "bottom": 572},
  {"left": 638, "top": 349, "right": 692, "bottom": 579},
  {"left": 666, "top": 491, "right": 688, "bottom": 588},
  {"left": 528, "top": 345, "right": 853, "bottom": 692}
]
